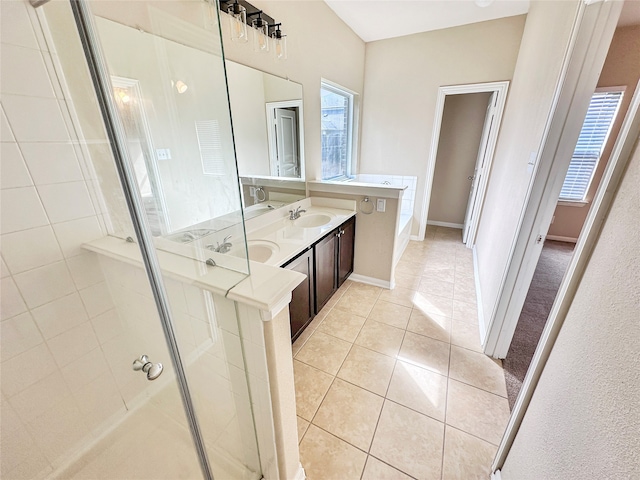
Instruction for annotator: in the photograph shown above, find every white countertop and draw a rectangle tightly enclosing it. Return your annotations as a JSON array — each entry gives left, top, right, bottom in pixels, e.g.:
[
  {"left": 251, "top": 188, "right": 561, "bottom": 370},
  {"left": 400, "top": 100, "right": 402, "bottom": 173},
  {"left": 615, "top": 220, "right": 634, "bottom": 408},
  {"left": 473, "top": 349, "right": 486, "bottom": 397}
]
[{"left": 82, "top": 197, "right": 356, "bottom": 314}]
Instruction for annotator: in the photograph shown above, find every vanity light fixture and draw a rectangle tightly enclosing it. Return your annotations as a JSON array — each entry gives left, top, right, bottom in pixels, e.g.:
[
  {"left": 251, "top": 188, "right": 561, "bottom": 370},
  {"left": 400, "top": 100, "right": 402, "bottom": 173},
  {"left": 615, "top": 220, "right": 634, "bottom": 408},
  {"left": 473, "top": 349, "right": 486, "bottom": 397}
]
[
  {"left": 227, "top": 0, "right": 248, "bottom": 43},
  {"left": 271, "top": 24, "right": 287, "bottom": 61},
  {"left": 219, "top": 0, "right": 286, "bottom": 60}
]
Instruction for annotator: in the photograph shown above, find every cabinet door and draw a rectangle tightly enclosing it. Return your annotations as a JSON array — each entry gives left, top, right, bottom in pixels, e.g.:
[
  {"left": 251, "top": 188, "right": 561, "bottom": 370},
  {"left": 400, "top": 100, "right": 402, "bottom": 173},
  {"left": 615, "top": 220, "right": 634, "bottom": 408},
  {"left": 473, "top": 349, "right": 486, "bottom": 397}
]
[
  {"left": 283, "top": 248, "right": 315, "bottom": 341},
  {"left": 314, "top": 230, "right": 338, "bottom": 313},
  {"left": 338, "top": 216, "right": 356, "bottom": 287}
]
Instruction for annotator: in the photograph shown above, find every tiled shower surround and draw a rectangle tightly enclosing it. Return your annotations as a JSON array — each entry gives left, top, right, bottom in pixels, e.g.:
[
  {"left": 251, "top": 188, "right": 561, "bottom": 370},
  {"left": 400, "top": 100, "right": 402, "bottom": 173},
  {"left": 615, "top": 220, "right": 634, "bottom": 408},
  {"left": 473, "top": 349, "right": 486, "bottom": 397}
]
[{"left": 0, "top": 2, "right": 269, "bottom": 478}]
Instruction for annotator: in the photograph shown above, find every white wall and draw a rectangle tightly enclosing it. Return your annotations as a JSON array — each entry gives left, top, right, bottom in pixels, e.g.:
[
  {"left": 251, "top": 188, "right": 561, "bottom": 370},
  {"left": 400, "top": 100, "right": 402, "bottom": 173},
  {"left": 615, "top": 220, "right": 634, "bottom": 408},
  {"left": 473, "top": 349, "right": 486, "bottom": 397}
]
[
  {"left": 428, "top": 92, "right": 492, "bottom": 225},
  {"left": 473, "top": 1, "right": 581, "bottom": 324},
  {"left": 499, "top": 136, "right": 640, "bottom": 480},
  {"left": 359, "top": 15, "right": 526, "bottom": 236},
  {"left": 221, "top": 0, "right": 366, "bottom": 182}
]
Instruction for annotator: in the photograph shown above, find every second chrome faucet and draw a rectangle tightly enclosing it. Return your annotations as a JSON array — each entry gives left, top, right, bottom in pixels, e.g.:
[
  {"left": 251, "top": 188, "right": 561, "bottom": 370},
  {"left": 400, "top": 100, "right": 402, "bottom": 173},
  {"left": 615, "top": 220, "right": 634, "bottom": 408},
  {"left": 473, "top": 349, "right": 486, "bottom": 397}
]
[{"left": 289, "top": 206, "right": 306, "bottom": 220}]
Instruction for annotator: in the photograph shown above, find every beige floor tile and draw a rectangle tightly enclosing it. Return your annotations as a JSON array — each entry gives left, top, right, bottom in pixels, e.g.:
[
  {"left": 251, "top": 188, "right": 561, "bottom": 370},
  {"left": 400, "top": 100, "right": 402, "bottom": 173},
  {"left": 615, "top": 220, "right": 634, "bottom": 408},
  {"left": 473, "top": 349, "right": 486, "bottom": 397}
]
[
  {"left": 412, "top": 292, "right": 453, "bottom": 318},
  {"left": 378, "top": 286, "right": 419, "bottom": 308},
  {"left": 454, "top": 273, "right": 476, "bottom": 291},
  {"left": 348, "top": 282, "right": 383, "bottom": 299},
  {"left": 297, "top": 416, "right": 310, "bottom": 443},
  {"left": 395, "top": 260, "right": 426, "bottom": 277},
  {"left": 355, "top": 320, "right": 405, "bottom": 358},
  {"left": 407, "top": 310, "right": 451, "bottom": 343},
  {"left": 450, "top": 319, "right": 483, "bottom": 352},
  {"left": 418, "top": 277, "right": 455, "bottom": 299},
  {"left": 296, "top": 331, "right": 352, "bottom": 375},
  {"left": 335, "top": 290, "right": 376, "bottom": 317},
  {"left": 300, "top": 425, "right": 367, "bottom": 480},
  {"left": 393, "top": 272, "right": 422, "bottom": 291},
  {"left": 370, "top": 401, "right": 444, "bottom": 480},
  {"left": 293, "top": 360, "right": 334, "bottom": 421},
  {"left": 362, "top": 456, "right": 414, "bottom": 480},
  {"left": 446, "top": 379, "right": 510, "bottom": 446},
  {"left": 454, "top": 281, "right": 477, "bottom": 304},
  {"left": 337, "top": 345, "right": 395, "bottom": 396},
  {"left": 442, "top": 426, "right": 497, "bottom": 480},
  {"left": 386, "top": 360, "right": 447, "bottom": 422},
  {"left": 317, "top": 308, "right": 367, "bottom": 343},
  {"left": 399, "top": 331, "right": 450, "bottom": 376},
  {"left": 449, "top": 346, "right": 507, "bottom": 397},
  {"left": 421, "top": 264, "right": 456, "bottom": 283},
  {"left": 369, "top": 300, "right": 412, "bottom": 329},
  {"left": 292, "top": 314, "right": 326, "bottom": 356},
  {"left": 452, "top": 299, "right": 478, "bottom": 325},
  {"left": 313, "top": 378, "right": 384, "bottom": 451}
]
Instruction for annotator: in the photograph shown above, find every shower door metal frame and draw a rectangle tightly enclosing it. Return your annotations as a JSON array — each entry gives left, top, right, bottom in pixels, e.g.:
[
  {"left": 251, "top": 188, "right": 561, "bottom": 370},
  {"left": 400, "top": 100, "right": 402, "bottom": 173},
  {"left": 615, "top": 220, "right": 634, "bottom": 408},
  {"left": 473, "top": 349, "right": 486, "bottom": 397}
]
[{"left": 69, "top": 0, "right": 220, "bottom": 478}]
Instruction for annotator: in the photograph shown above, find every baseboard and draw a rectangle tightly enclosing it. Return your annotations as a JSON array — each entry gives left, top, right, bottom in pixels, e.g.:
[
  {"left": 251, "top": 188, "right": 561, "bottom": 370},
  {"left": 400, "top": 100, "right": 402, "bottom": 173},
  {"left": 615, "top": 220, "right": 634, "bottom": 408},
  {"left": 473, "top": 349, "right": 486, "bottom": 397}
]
[
  {"left": 472, "top": 246, "right": 487, "bottom": 346},
  {"left": 294, "top": 463, "right": 306, "bottom": 480},
  {"left": 427, "top": 220, "right": 464, "bottom": 229},
  {"left": 410, "top": 235, "right": 421, "bottom": 241},
  {"left": 546, "top": 234, "right": 578, "bottom": 243},
  {"left": 491, "top": 470, "right": 502, "bottom": 480},
  {"left": 349, "top": 274, "right": 391, "bottom": 289}
]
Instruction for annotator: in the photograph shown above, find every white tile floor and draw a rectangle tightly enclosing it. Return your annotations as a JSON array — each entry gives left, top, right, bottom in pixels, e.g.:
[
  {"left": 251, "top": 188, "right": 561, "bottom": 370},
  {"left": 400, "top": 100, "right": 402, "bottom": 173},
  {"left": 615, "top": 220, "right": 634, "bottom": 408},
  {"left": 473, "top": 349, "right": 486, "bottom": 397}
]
[{"left": 292, "top": 226, "right": 511, "bottom": 480}]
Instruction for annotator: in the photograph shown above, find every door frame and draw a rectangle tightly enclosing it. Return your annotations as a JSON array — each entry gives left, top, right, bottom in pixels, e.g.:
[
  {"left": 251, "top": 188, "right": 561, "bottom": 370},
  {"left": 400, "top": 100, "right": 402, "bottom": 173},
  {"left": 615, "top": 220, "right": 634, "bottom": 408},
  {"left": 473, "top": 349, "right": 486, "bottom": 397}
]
[
  {"left": 265, "top": 100, "right": 305, "bottom": 179},
  {"left": 417, "top": 81, "right": 510, "bottom": 243},
  {"left": 488, "top": 0, "right": 628, "bottom": 473}
]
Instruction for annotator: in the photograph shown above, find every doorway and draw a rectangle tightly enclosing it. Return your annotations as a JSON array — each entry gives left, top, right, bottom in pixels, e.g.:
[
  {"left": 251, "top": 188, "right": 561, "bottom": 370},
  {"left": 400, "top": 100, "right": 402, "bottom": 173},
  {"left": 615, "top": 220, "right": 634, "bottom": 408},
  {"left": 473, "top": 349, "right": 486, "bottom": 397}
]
[
  {"left": 418, "top": 81, "right": 509, "bottom": 245},
  {"left": 266, "top": 100, "right": 304, "bottom": 178}
]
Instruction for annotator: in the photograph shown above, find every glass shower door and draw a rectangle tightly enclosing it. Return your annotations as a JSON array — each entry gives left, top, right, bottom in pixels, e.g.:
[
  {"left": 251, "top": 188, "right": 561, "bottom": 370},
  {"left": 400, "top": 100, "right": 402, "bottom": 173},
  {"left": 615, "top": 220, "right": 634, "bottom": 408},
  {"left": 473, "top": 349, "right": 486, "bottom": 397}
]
[{"left": 16, "top": 0, "right": 262, "bottom": 479}]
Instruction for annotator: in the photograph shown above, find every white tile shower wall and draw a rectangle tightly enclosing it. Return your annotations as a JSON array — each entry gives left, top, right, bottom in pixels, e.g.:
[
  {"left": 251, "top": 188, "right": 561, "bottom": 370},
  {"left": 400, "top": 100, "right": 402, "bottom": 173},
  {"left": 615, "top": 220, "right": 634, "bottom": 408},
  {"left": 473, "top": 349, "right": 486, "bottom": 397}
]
[
  {"left": 97, "top": 254, "right": 264, "bottom": 475},
  {"left": 0, "top": 2, "right": 123, "bottom": 477}
]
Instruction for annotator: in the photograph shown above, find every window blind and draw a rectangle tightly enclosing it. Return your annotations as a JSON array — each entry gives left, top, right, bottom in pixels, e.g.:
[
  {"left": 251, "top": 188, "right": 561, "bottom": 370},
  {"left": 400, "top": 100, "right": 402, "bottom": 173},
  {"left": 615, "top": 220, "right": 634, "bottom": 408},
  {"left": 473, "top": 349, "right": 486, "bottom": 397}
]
[
  {"left": 559, "top": 91, "right": 623, "bottom": 201},
  {"left": 195, "top": 120, "right": 225, "bottom": 176}
]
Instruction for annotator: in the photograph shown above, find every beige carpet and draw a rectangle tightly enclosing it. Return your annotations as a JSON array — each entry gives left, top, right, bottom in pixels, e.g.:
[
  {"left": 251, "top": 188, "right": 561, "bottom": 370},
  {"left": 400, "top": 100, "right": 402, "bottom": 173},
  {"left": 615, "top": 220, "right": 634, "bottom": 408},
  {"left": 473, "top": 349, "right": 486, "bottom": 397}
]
[{"left": 503, "top": 240, "right": 575, "bottom": 409}]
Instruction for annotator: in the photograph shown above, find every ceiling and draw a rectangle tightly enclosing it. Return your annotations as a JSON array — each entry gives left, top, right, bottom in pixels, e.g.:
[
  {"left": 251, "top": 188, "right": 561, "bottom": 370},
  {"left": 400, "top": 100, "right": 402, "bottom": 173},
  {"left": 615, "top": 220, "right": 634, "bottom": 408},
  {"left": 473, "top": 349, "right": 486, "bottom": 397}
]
[
  {"left": 324, "top": 0, "right": 530, "bottom": 42},
  {"left": 324, "top": 0, "right": 640, "bottom": 43}
]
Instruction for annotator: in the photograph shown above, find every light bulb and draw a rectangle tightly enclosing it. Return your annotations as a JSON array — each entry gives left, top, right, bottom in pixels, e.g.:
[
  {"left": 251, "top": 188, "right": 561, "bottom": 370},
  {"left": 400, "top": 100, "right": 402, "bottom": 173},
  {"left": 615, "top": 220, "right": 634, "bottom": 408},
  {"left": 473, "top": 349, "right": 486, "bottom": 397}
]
[
  {"left": 271, "top": 27, "right": 287, "bottom": 60},
  {"left": 252, "top": 17, "right": 269, "bottom": 53},
  {"left": 228, "top": 2, "right": 248, "bottom": 43}
]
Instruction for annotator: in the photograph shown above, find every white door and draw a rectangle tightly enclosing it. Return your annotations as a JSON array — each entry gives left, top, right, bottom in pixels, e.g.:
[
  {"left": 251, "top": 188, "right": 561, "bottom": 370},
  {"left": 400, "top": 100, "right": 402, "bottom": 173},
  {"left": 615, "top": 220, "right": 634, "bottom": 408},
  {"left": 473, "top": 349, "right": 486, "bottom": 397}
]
[
  {"left": 273, "top": 108, "right": 299, "bottom": 177},
  {"left": 462, "top": 92, "right": 497, "bottom": 245}
]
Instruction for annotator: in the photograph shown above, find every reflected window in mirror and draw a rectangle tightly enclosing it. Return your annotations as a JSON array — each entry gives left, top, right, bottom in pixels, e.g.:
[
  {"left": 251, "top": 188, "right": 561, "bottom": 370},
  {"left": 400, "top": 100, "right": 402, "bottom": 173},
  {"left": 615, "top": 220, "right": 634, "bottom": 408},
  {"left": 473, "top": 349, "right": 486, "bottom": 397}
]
[{"left": 321, "top": 80, "right": 356, "bottom": 180}]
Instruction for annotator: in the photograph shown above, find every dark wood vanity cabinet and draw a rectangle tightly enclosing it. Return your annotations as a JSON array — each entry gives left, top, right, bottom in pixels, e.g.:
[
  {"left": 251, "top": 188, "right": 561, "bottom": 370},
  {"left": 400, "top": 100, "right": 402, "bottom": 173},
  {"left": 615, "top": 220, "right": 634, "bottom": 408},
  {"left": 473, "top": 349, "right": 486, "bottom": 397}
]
[
  {"left": 282, "top": 247, "right": 315, "bottom": 342},
  {"left": 284, "top": 216, "right": 356, "bottom": 341}
]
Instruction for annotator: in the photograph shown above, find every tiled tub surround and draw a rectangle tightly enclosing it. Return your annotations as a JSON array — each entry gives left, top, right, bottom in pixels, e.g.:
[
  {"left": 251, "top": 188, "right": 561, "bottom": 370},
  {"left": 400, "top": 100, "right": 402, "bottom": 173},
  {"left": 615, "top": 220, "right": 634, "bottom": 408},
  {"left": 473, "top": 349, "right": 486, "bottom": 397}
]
[{"left": 292, "top": 226, "right": 511, "bottom": 480}]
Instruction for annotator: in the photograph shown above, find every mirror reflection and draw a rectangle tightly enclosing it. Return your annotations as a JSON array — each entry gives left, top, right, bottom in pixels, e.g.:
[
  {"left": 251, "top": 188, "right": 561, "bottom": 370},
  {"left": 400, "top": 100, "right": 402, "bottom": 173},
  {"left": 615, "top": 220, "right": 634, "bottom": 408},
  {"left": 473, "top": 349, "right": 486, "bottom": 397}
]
[
  {"left": 98, "top": 17, "right": 307, "bottom": 242},
  {"left": 225, "top": 61, "right": 306, "bottom": 213}
]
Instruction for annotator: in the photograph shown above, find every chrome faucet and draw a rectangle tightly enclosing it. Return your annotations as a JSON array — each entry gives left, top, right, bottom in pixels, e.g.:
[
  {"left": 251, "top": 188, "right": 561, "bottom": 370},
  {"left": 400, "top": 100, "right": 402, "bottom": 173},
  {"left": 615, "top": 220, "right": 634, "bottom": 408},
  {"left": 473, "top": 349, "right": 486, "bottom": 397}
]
[
  {"left": 289, "top": 206, "right": 306, "bottom": 220},
  {"left": 206, "top": 235, "right": 233, "bottom": 253}
]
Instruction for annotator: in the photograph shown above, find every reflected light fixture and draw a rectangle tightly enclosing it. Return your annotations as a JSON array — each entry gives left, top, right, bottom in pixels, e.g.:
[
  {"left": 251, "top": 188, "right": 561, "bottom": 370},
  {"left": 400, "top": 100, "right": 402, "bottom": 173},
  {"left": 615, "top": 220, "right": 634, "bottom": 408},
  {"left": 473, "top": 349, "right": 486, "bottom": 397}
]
[
  {"left": 271, "top": 23, "right": 287, "bottom": 61},
  {"left": 228, "top": 0, "right": 248, "bottom": 43},
  {"left": 115, "top": 88, "right": 130, "bottom": 103},
  {"left": 175, "top": 80, "right": 188, "bottom": 94}
]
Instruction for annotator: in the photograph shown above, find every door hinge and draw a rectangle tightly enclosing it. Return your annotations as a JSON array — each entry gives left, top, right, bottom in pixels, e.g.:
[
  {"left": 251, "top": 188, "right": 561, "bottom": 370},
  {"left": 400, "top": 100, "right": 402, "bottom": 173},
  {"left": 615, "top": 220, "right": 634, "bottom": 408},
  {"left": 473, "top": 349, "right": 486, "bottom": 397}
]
[{"left": 536, "top": 234, "right": 544, "bottom": 244}]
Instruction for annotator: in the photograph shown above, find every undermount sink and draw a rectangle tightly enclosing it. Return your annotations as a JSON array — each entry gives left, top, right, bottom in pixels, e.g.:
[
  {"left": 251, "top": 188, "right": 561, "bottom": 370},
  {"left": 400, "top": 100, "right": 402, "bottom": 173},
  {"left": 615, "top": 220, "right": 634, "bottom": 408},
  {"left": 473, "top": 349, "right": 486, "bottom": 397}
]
[
  {"left": 293, "top": 213, "right": 333, "bottom": 228},
  {"left": 244, "top": 240, "right": 280, "bottom": 263}
]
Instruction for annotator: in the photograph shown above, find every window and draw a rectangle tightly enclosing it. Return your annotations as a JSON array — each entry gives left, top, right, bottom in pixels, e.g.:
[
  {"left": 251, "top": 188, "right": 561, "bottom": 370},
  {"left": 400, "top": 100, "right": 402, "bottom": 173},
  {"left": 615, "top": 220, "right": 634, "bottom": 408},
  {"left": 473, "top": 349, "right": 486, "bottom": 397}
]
[
  {"left": 559, "top": 89, "right": 623, "bottom": 201},
  {"left": 321, "top": 81, "right": 354, "bottom": 180},
  {"left": 195, "top": 120, "right": 225, "bottom": 176}
]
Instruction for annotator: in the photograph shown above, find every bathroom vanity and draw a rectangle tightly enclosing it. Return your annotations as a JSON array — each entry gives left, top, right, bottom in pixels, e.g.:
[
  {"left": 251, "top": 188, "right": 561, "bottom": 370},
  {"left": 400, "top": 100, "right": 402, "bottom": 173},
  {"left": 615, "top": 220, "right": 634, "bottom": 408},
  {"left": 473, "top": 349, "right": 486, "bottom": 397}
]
[{"left": 283, "top": 215, "right": 355, "bottom": 340}]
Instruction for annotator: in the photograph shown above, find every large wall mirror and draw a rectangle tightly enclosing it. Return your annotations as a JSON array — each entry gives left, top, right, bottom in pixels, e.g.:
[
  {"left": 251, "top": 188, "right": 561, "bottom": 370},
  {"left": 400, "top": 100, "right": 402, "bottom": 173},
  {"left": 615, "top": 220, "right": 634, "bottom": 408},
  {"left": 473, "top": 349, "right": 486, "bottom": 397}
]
[
  {"left": 225, "top": 61, "right": 306, "bottom": 215},
  {"left": 93, "top": 13, "right": 307, "bottom": 243}
]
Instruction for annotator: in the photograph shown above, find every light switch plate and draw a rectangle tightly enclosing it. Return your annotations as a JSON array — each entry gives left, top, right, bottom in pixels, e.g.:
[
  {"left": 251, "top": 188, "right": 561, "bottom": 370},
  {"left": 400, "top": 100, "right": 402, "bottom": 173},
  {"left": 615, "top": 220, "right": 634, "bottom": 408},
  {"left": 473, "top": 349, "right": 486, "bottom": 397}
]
[{"left": 376, "top": 199, "right": 386, "bottom": 212}]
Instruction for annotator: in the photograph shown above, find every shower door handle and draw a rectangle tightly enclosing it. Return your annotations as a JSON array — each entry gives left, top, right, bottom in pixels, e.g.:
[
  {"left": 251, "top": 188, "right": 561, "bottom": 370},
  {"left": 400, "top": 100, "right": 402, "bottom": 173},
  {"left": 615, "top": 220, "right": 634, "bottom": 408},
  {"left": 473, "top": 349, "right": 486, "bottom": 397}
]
[{"left": 132, "top": 354, "right": 163, "bottom": 380}]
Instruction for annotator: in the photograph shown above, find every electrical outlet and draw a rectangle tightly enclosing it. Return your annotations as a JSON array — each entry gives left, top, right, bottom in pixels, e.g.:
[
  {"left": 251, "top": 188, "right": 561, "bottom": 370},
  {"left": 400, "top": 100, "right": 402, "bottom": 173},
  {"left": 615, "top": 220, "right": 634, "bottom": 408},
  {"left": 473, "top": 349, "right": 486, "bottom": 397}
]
[
  {"left": 249, "top": 186, "right": 256, "bottom": 197},
  {"left": 376, "top": 198, "right": 386, "bottom": 212},
  {"left": 156, "top": 148, "right": 171, "bottom": 160}
]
